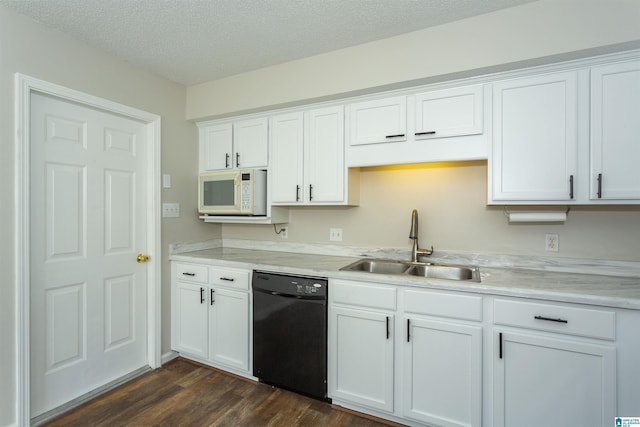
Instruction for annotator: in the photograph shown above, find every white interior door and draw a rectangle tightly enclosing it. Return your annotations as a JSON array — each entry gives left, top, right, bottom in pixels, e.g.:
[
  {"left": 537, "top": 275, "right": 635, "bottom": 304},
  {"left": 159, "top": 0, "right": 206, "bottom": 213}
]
[{"left": 29, "top": 92, "right": 149, "bottom": 417}]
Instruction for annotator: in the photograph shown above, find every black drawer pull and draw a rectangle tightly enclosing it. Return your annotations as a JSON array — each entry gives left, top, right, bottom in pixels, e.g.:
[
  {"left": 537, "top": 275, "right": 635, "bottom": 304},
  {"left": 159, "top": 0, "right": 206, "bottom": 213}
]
[
  {"left": 569, "top": 175, "right": 574, "bottom": 199},
  {"left": 182, "top": 272, "right": 196, "bottom": 276},
  {"left": 200, "top": 287, "right": 205, "bottom": 304},
  {"left": 534, "top": 315, "right": 568, "bottom": 324},
  {"left": 386, "top": 316, "right": 390, "bottom": 339},
  {"left": 597, "top": 173, "right": 603, "bottom": 199},
  {"left": 407, "top": 319, "right": 411, "bottom": 342},
  {"left": 210, "top": 289, "right": 215, "bottom": 305},
  {"left": 220, "top": 277, "right": 235, "bottom": 282},
  {"left": 415, "top": 131, "right": 436, "bottom": 136},
  {"left": 385, "top": 133, "right": 405, "bottom": 138}
]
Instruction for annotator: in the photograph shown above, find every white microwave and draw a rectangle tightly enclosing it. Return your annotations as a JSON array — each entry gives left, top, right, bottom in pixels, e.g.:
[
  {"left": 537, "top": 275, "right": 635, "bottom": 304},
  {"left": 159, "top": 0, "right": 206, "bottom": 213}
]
[{"left": 198, "top": 169, "right": 267, "bottom": 215}]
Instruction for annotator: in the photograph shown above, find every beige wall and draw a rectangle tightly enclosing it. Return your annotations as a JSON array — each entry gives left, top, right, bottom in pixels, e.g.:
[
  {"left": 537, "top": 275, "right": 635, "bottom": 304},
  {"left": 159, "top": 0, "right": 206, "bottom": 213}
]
[
  {"left": 224, "top": 162, "right": 640, "bottom": 261},
  {"left": 0, "top": 6, "right": 218, "bottom": 426},
  {"left": 187, "top": 0, "right": 640, "bottom": 120}
]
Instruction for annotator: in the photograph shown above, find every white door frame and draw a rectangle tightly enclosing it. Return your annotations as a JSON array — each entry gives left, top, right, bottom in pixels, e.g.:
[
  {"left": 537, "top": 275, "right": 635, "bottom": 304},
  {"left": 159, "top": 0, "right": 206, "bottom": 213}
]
[{"left": 14, "top": 74, "right": 162, "bottom": 426}]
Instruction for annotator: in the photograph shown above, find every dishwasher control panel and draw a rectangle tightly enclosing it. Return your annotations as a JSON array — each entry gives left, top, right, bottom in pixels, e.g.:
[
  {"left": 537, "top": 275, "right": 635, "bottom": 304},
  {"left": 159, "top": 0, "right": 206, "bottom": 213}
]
[{"left": 253, "top": 271, "right": 328, "bottom": 298}]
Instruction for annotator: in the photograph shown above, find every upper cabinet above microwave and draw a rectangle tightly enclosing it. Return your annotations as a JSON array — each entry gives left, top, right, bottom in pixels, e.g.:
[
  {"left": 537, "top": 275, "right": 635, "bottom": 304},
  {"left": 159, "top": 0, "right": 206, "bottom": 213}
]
[
  {"left": 345, "top": 84, "right": 487, "bottom": 167},
  {"left": 198, "top": 117, "right": 268, "bottom": 172}
]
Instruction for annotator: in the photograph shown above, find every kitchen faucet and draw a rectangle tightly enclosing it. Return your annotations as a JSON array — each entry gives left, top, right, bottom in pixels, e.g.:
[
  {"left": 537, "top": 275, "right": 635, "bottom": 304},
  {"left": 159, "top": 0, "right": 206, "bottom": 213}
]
[{"left": 409, "top": 209, "right": 433, "bottom": 262}]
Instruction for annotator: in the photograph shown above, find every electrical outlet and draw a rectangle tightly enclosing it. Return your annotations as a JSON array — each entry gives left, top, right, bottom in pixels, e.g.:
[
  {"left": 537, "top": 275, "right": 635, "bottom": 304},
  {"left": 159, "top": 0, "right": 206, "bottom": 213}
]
[
  {"left": 329, "top": 228, "right": 343, "bottom": 242},
  {"left": 545, "top": 233, "right": 559, "bottom": 252},
  {"left": 280, "top": 226, "right": 288, "bottom": 239},
  {"left": 162, "top": 202, "right": 180, "bottom": 218}
]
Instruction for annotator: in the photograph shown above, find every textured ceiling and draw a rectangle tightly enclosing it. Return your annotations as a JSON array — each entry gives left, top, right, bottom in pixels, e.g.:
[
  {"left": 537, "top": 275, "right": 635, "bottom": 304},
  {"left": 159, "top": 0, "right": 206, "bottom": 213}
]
[{"left": 0, "top": 0, "right": 535, "bottom": 86}]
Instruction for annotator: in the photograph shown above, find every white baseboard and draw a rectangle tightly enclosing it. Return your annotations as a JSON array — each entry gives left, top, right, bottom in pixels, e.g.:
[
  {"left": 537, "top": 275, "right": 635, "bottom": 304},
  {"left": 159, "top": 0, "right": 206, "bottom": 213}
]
[{"left": 161, "top": 350, "right": 179, "bottom": 365}]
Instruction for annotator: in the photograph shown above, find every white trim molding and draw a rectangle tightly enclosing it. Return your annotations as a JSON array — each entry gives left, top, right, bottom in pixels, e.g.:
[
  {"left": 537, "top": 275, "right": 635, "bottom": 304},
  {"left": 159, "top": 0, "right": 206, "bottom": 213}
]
[{"left": 14, "top": 74, "right": 162, "bottom": 426}]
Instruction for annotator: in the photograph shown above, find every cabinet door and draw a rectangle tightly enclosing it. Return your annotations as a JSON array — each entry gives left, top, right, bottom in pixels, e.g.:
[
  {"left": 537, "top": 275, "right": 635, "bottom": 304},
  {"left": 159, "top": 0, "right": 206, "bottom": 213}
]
[
  {"left": 234, "top": 117, "right": 268, "bottom": 169},
  {"left": 305, "top": 105, "right": 345, "bottom": 203},
  {"left": 403, "top": 318, "right": 482, "bottom": 427},
  {"left": 414, "top": 84, "right": 483, "bottom": 139},
  {"left": 491, "top": 72, "right": 578, "bottom": 201},
  {"left": 329, "top": 306, "right": 394, "bottom": 413},
  {"left": 172, "top": 281, "right": 208, "bottom": 358},
  {"left": 199, "top": 123, "right": 233, "bottom": 171},
  {"left": 270, "top": 112, "right": 304, "bottom": 203},
  {"left": 208, "top": 287, "right": 249, "bottom": 371},
  {"left": 591, "top": 60, "right": 640, "bottom": 200},
  {"left": 348, "top": 96, "right": 407, "bottom": 145},
  {"left": 494, "top": 331, "right": 616, "bottom": 427}
]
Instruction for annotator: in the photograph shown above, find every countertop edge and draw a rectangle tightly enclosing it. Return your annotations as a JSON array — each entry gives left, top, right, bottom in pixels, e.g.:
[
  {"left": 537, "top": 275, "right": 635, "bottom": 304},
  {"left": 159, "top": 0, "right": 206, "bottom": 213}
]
[{"left": 169, "top": 249, "right": 640, "bottom": 311}]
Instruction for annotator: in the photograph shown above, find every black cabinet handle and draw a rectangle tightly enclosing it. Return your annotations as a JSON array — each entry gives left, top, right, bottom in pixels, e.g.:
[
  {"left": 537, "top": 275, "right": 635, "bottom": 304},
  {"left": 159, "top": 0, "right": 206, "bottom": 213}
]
[
  {"left": 296, "top": 185, "right": 300, "bottom": 202},
  {"left": 182, "top": 272, "right": 196, "bottom": 277},
  {"left": 309, "top": 184, "right": 313, "bottom": 202},
  {"left": 415, "top": 131, "right": 436, "bottom": 136},
  {"left": 499, "top": 332, "right": 503, "bottom": 359},
  {"left": 386, "top": 317, "right": 390, "bottom": 339},
  {"left": 406, "top": 319, "right": 411, "bottom": 342},
  {"left": 225, "top": 153, "right": 230, "bottom": 169},
  {"left": 385, "top": 133, "right": 405, "bottom": 138},
  {"left": 569, "top": 175, "right": 574, "bottom": 199},
  {"left": 210, "top": 289, "right": 215, "bottom": 305},
  {"left": 534, "top": 315, "right": 568, "bottom": 324},
  {"left": 235, "top": 153, "right": 240, "bottom": 168},
  {"left": 200, "top": 287, "right": 205, "bottom": 304},
  {"left": 597, "top": 173, "right": 603, "bottom": 199},
  {"left": 220, "top": 277, "right": 235, "bottom": 282}
]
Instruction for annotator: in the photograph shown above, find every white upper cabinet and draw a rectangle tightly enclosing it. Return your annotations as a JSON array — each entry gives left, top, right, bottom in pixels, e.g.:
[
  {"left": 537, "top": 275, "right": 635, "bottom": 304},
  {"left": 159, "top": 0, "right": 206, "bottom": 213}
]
[
  {"left": 270, "top": 112, "right": 304, "bottom": 203},
  {"left": 348, "top": 96, "right": 407, "bottom": 146},
  {"left": 346, "top": 85, "right": 488, "bottom": 167},
  {"left": 590, "top": 60, "right": 640, "bottom": 201},
  {"left": 414, "top": 84, "right": 483, "bottom": 139},
  {"left": 199, "top": 122, "right": 233, "bottom": 171},
  {"left": 271, "top": 105, "right": 358, "bottom": 205},
  {"left": 198, "top": 117, "right": 268, "bottom": 172},
  {"left": 489, "top": 71, "right": 578, "bottom": 203},
  {"left": 305, "top": 106, "right": 346, "bottom": 203},
  {"left": 233, "top": 117, "right": 269, "bottom": 169}
]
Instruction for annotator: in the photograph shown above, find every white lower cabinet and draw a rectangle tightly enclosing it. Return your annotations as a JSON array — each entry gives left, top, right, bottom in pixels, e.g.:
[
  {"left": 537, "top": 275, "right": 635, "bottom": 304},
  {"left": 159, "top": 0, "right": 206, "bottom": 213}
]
[
  {"left": 494, "top": 331, "right": 615, "bottom": 427},
  {"left": 493, "top": 298, "right": 616, "bottom": 427},
  {"left": 329, "top": 279, "right": 396, "bottom": 412},
  {"left": 174, "top": 280, "right": 209, "bottom": 358},
  {"left": 330, "top": 306, "right": 394, "bottom": 412},
  {"left": 329, "top": 279, "right": 483, "bottom": 427},
  {"left": 404, "top": 318, "right": 482, "bottom": 427},
  {"left": 171, "top": 262, "right": 251, "bottom": 376}
]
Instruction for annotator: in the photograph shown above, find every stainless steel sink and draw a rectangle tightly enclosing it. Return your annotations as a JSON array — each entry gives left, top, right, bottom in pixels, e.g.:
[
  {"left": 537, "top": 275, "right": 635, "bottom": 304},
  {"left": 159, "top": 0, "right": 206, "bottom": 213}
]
[
  {"left": 407, "top": 264, "right": 480, "bottom": 281},
  {"left": 340, "top": 259, "right": 480, "bottom": 282},
  {"left": 343, "top": 259, "right": 413, "bottom": 275}
]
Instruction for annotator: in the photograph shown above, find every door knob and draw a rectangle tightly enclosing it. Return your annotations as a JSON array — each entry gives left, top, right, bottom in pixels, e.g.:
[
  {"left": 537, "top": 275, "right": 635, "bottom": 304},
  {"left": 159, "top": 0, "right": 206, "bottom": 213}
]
[{"left": 136, "top": 253, "right": 150, "bottom": 263}]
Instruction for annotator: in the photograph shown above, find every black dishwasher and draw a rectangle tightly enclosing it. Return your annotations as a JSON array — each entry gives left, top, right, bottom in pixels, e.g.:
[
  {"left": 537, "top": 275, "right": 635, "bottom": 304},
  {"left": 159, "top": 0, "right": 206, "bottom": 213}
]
[{"left": 252, "top": 271, "right": 328, "bottom": 401}]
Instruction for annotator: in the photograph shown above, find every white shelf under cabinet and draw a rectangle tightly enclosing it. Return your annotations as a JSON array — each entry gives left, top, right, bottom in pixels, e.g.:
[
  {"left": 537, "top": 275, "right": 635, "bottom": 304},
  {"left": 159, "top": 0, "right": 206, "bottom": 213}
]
[{"left": 199, "top": 206, "right": 289, "bottom": 224}]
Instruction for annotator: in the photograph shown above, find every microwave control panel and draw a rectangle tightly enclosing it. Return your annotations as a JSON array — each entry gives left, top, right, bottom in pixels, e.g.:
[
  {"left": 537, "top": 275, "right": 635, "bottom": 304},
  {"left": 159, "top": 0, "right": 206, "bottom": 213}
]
[{"left": 240, "top": 173, "right": 251, "bottom": 212}]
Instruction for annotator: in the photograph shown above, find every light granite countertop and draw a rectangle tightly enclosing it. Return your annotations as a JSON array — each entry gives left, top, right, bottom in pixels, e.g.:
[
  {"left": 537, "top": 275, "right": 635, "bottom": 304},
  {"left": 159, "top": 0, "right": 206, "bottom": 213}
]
[{"left": 170, "top": 241, "right": 640, "bottom": 310}]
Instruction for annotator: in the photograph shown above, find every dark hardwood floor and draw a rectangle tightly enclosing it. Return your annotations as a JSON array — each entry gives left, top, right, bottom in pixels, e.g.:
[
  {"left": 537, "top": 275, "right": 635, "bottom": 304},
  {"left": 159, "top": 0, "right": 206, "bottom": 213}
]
[{"left": 44, "top": 358, "right": 399, "bottom": 427}]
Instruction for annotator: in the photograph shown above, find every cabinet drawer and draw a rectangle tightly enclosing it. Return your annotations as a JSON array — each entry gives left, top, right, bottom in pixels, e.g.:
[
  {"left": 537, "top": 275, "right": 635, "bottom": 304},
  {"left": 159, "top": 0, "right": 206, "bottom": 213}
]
[
  {"left": 330, "top": 279, "right": 396, "bottom": 311},
  {"left": 211, "top": 267, "right": 249, "bottom": 290},
  {"left": 174, "top": 262, "right": 209, "bottom": 284},
  {"left": 494, "top": 299, "right": 615, "bottom": 340},
  {"left": 405, "top": 289, "right": 482, "bottom": 322}
]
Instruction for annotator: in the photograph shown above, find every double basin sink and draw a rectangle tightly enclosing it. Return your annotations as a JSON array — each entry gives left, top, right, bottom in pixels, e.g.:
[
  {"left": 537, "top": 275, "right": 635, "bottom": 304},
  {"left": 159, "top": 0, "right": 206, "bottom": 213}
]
[{"left": 340, "top": 259, "right": 481, "bottom": 282}]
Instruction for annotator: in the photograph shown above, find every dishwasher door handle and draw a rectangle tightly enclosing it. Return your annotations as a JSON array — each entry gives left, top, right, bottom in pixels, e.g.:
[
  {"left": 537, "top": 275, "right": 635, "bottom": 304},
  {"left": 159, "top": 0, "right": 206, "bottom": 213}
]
[{"left": 269, "top": 291, "right": 302, "bottom": 299}]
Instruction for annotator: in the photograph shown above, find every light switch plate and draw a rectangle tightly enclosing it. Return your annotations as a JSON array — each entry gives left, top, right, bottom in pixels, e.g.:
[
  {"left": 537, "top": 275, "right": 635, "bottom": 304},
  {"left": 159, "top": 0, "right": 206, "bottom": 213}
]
[
  {"left": 162, "top": 174, "right": 172, "bottom": 188},
  {"left": 162, "top": 202, "right": 180, "bottom": 218}
]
